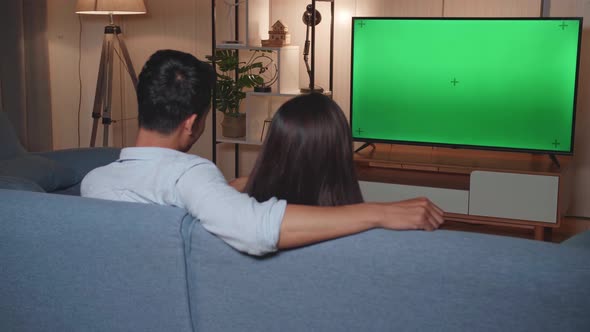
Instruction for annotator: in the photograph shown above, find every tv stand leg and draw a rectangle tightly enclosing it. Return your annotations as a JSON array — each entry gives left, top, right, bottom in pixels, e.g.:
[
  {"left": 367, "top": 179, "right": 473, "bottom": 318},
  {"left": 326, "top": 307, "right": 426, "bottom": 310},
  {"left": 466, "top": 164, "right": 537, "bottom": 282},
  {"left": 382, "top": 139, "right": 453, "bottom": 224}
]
[
  {"left": 548, "top": 154, "right": 561, "bottom": 169},
  {"left": 354, "top": 142, "right": 375, "bottom": 154},
  {"left": 534, "top": 226, "right": 543, "bottom": 241},
  {"left": 545, "top": 227, "right": 553, "bottom": 242},
  {"left": 534, "top": 226, "right": 552, "bottom": 242}
]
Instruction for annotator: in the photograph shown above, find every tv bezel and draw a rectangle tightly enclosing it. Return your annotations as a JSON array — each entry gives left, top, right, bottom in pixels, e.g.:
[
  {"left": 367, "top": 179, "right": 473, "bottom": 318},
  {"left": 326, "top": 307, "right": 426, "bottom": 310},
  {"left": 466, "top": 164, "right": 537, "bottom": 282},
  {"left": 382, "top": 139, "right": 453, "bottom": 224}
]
[{"left": 349, "top": 17, "right": 583, "bottom": 155}]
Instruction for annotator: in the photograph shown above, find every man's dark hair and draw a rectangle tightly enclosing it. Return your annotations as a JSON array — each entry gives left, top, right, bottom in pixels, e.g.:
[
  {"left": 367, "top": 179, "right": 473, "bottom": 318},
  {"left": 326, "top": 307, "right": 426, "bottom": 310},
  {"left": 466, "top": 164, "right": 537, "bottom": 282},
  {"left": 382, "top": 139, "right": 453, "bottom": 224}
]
[
  {"left": 137, "top": 49, "right": 215, "bottom": 134},
  {"left": 245, "top": 93, "right": 364, "bottom": 206}
]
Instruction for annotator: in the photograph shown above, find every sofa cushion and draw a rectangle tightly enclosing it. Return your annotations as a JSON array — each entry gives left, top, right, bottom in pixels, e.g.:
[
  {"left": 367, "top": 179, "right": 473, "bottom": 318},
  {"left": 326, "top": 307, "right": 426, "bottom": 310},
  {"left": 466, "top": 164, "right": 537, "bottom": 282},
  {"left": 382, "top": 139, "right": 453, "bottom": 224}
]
[
  {"left": 0, "top": 155, "right": 78, "bottom": 192},
  {"left": 185, "top": 226, "right": 590, "bottom": 332},
  {"left": 0, "top": 112, "right": 26, "bottom": 160},
  {"left": 32, "top": 147, "right": 120, "bottom": 181},
  {"left": 0, "top": 176, "right": 45, "bottom": 192}
]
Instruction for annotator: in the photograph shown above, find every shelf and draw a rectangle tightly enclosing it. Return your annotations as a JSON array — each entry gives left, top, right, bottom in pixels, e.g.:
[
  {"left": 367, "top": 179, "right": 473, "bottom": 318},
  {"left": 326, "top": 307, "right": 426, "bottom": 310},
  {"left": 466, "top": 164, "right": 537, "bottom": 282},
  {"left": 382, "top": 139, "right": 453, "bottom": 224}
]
[
  {"left": 247, "top": 90, "right": 301, "bottom": 97},
  {"left": 216, "top": 137, "right": 263, "bottom": 146},
  {"left": 211, "top": 0, "right": 334, "bottom": 178},
  {"left": 249, "top": 90, "right": 333, "bottom": 95},
  {"left": 216, "top": 44, "right": 299, "bottom": 51},
  {"left": 355, "top": 144, "right": 569, "bottom": 175}
]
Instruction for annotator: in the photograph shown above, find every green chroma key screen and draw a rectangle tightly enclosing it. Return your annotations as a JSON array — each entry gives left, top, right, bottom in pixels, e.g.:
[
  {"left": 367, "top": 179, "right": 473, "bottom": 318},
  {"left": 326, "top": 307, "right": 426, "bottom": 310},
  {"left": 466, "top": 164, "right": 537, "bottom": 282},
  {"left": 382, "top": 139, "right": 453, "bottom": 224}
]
[{"left": 350, "top": 18, "right": 582, "bottom": 154}]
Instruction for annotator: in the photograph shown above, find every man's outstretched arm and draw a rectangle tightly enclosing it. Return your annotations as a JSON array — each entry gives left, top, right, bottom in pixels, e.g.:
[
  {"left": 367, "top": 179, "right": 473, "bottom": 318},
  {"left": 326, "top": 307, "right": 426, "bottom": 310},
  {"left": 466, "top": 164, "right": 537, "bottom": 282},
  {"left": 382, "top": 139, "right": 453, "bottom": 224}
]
[{"left": 278, "top": 197, "right": 445, "bottom": 249}]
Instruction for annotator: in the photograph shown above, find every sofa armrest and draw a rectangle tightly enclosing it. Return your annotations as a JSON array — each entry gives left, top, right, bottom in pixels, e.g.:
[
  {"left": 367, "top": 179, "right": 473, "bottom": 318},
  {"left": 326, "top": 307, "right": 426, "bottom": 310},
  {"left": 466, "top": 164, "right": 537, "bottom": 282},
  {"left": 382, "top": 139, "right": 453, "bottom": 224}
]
[
  {"left": 561, "top": 230, "right": 590, "bottom": 250},
  {"left": 0, "top": 176, "right": 45, "bottom": 192},
  {"left": 32, "top": 147, "right": 120, "bottom": 179}
]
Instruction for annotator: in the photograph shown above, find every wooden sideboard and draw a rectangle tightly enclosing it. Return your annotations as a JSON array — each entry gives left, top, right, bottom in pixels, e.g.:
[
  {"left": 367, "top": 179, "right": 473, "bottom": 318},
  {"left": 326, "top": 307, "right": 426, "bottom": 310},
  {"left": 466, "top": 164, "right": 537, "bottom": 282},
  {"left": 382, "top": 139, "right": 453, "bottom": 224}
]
[{"left": 354, "top": 144, "right": 574, "bottom": 241}]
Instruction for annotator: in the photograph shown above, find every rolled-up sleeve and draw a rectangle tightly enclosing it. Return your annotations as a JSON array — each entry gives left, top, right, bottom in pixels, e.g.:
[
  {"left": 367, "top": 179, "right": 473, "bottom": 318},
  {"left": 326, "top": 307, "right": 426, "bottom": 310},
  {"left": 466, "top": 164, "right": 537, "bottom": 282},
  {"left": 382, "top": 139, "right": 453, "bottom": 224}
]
[{"left": 175, "top": 161, "right": 286, "bottom": 256}]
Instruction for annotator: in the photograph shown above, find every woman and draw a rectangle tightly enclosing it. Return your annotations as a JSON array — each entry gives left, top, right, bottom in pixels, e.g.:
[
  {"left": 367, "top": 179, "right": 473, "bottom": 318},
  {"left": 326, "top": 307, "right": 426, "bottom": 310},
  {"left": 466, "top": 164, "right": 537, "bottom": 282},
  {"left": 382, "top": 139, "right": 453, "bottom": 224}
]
[{"left": 243, "top": 93, "right": 363, "bottom": 206}]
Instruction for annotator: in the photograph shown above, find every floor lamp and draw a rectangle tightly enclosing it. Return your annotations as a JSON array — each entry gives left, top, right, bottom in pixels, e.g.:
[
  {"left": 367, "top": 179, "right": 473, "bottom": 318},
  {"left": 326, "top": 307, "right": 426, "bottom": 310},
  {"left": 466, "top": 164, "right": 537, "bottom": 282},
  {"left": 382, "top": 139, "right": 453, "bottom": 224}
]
[
  {"left": 75, "top": 0, "right": 146, "bottom": 147},
  {"left": 301, "top": 3, "right": 323, "bottom": 93}
]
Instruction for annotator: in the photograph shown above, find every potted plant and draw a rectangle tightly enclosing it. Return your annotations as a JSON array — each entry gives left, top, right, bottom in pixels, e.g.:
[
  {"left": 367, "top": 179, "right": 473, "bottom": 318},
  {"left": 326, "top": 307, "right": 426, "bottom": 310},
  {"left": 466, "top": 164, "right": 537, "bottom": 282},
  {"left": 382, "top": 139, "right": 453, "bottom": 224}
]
[{"left": 206, "top": 49, "right": 267, "bottom": 138}]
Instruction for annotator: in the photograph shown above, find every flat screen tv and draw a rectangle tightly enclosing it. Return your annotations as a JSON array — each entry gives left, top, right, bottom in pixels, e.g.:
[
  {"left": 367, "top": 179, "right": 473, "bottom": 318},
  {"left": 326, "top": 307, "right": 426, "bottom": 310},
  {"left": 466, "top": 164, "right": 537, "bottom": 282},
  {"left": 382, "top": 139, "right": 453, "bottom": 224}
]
[{"left": 350, "top": 17, "right": 582, "bottom": 154}]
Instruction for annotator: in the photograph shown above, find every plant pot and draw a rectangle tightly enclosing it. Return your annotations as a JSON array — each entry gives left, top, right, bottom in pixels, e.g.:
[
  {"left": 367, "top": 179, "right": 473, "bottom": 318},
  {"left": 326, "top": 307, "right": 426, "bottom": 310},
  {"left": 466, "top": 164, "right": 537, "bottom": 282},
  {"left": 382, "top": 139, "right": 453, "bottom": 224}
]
[
  {"left": 221, "top": 113, "right": 246, "bottom": 138},
  {"left": 254, "top": 86, "right": 272, "bottom": 93}
]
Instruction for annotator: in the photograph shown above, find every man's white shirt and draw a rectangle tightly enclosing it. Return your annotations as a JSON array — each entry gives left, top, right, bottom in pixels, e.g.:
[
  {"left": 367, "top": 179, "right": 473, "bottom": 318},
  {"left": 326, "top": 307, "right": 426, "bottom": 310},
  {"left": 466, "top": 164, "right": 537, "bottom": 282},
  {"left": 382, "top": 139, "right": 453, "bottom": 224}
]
[{"left": 81, "top": 147, "right": 286, "bottom": 256}]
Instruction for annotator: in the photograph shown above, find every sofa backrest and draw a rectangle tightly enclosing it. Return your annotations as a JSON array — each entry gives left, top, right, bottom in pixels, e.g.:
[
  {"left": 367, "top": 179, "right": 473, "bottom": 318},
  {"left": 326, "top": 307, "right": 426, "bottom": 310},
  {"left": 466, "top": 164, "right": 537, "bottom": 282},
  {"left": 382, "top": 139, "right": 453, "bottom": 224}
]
[
  {"left": 0, "top": 190, "right": 195, "bottom": 332},
  {"left": 185, "top": 220, "right": 590, "bottom": 332}
]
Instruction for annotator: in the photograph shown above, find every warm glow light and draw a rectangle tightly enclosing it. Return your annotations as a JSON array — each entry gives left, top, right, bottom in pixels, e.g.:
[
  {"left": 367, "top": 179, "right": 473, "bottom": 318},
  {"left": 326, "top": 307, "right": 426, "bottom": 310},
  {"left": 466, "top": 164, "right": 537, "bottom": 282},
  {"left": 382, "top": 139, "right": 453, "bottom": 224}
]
[
  {"left": 75, "top": 0, "right": 147, "bottom": 15},
  {"left": 337, "top": 9, "right": 352, "bottom": 25}
]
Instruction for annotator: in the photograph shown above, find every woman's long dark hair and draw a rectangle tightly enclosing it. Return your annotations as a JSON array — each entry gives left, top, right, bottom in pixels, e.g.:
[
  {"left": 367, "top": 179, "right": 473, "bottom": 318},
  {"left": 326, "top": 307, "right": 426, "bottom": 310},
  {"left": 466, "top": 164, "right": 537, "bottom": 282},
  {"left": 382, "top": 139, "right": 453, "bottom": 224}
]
[{"left": 245, "top": 93, "right": 363, "bottom": 206}]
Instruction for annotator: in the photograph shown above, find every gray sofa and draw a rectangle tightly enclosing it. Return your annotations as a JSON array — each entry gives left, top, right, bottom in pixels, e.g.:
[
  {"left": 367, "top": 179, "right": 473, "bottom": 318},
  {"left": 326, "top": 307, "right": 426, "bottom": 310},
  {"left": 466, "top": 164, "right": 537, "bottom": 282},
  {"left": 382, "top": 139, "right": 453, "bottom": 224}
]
[
  {"left": 0, "top": 112, "right": 119, "bottom": 195},
  {"left": 1, "top": 186, "right": 590, "bottom": 331},
  {"left": 2, "top": 112, "right": 590, "bottom": 331}
]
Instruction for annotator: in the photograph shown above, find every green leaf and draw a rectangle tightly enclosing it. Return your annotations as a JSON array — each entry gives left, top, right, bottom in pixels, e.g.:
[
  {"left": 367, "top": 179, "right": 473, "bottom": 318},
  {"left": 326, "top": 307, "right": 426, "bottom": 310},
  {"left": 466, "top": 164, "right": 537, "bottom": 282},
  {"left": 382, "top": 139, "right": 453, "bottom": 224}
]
[{"left": 209, "top": 48, "right": 274, "bottom": 114}]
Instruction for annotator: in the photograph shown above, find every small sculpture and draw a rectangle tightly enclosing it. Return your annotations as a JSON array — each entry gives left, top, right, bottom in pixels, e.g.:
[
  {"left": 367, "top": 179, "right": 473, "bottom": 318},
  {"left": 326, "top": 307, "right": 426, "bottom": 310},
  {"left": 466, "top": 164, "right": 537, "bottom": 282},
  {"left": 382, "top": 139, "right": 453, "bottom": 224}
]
[
  {"left": 262, "top": 20, "right": 291, "bottom": 47},
  {"left": 249, "top": 51, "right": 279, "bottom": 93}
]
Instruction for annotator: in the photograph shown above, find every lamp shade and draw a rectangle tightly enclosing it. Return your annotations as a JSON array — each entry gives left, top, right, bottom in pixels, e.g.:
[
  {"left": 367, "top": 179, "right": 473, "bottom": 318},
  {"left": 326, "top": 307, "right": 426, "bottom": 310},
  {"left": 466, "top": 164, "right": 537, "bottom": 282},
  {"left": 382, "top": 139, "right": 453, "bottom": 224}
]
[{"left": 75, "top": 0, "right": 147, "bottom": 15}]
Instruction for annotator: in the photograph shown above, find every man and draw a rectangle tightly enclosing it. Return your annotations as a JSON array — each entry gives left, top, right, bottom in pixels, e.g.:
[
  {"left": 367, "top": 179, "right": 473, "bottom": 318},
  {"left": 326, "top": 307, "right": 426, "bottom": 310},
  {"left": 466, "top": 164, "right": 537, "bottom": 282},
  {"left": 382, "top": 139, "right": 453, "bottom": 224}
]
[{"left": 82, "top": 49, "right": 444, "bottom": 256}]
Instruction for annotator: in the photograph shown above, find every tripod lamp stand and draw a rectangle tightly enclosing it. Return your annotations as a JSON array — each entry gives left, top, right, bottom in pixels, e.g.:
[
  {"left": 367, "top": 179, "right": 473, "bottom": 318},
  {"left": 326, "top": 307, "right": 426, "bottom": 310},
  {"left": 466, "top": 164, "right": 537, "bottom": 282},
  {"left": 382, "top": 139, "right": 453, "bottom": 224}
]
[{"left": 75, "top": 0, "right": 146, "bottom": 147}]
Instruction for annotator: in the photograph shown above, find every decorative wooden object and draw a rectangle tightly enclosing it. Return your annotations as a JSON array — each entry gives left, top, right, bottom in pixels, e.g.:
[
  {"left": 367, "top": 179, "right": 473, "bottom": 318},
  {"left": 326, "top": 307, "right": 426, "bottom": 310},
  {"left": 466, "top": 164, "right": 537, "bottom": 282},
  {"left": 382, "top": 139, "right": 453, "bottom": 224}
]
[{"left": 262, "top": 20, "right": 291, "bottom": 47}]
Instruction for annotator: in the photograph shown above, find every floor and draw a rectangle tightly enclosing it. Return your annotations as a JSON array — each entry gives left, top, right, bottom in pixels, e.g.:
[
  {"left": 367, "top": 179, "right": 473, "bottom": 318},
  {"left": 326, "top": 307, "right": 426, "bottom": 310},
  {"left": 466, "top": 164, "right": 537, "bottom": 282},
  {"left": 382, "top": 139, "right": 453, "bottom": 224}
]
[{"left": 441, "top": 216, "right": 590, "bottom": 243}]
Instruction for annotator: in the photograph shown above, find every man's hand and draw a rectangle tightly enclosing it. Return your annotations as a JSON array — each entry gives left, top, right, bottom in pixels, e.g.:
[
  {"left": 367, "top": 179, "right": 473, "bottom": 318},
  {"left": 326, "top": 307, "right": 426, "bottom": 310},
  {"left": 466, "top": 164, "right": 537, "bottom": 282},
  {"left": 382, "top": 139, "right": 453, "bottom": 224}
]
[
  {"left": 278, "top": 197, "right": 445, "bottom": 250},
  {"left": 373, "top": 197, "right": 445, "bottom": 231}
]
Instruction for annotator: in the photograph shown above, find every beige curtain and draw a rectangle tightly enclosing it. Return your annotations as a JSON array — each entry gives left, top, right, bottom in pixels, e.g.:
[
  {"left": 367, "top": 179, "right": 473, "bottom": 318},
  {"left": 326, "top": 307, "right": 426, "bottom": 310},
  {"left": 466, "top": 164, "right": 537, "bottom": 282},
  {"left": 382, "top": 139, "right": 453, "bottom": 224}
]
[{"left": 0, "top": 0, "right": 53, "bottom": 152}]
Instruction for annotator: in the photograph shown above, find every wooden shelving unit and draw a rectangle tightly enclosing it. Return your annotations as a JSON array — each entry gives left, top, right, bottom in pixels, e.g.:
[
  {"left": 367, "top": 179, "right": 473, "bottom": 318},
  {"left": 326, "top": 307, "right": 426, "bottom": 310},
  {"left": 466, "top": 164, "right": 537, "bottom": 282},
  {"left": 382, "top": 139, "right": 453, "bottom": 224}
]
[{"left": 210, "top": 0, "right": 334, "bottom": 178}]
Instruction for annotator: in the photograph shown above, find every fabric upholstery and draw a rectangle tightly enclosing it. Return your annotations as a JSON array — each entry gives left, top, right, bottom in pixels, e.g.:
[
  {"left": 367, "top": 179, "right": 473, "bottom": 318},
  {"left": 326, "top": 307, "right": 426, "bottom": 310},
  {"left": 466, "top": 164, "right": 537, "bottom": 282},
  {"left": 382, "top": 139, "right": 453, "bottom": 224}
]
[
  {"left": 1, "top": 111, "right": 119, "bottom": 193},
  {"left": 33, "top": 147, "right": 120, "bottom": 181},
  {"left": 51, "top": 182, "right": 82, "bottom": 196},
  {"left": 0, "top": 154, "right": 78, "bottom": 192},
  {"left": 1, "top": 187, "right": 589, "bottom": 332},
  {"left": 562, "top": 230, "right": 590, "bottom": 249},
  {"left": 0, "top": 175, "right": 45, "bottom": 192},
  {"left": 0, "top": 190, "right": 194, "bottom": 332},
  {"left": 0, "top": 112, "right": 26, "bottom": 159},
  {"left": 185, "top": 225, "right": 590, "bottom": 332}
]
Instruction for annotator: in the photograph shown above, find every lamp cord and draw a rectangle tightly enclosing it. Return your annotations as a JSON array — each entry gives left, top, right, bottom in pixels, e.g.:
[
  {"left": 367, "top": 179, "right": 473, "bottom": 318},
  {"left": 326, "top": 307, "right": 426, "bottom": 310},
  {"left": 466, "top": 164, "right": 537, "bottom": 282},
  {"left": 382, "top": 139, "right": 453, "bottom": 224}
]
[
  {"left": 112, "top": 20, "right": 137, "bottom": 146},
  {"left": 77, "top": 15, "right": 83, "bottom": 148},
  {"left": 113, "top": 47, "right": 133, "bottom": 81}
]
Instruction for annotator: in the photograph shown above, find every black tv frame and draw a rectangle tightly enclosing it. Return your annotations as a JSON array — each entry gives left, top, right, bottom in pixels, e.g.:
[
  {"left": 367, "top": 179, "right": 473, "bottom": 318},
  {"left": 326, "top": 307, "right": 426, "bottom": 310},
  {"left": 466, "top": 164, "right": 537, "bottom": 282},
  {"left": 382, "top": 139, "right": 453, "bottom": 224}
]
[{"left": 349, "top": 17, "right": 583, "bottom": 156}]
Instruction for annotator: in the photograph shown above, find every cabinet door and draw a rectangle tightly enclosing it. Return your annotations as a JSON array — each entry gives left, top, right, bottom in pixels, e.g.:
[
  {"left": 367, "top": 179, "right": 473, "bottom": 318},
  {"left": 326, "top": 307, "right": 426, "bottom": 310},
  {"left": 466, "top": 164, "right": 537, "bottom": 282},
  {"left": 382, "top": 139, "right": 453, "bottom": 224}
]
[
  {"left": 359, "top": 181, "right": 469, "bottom": 214},
  {"left": 469, "top": 171, "right": 559, "bottom": 223}
]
